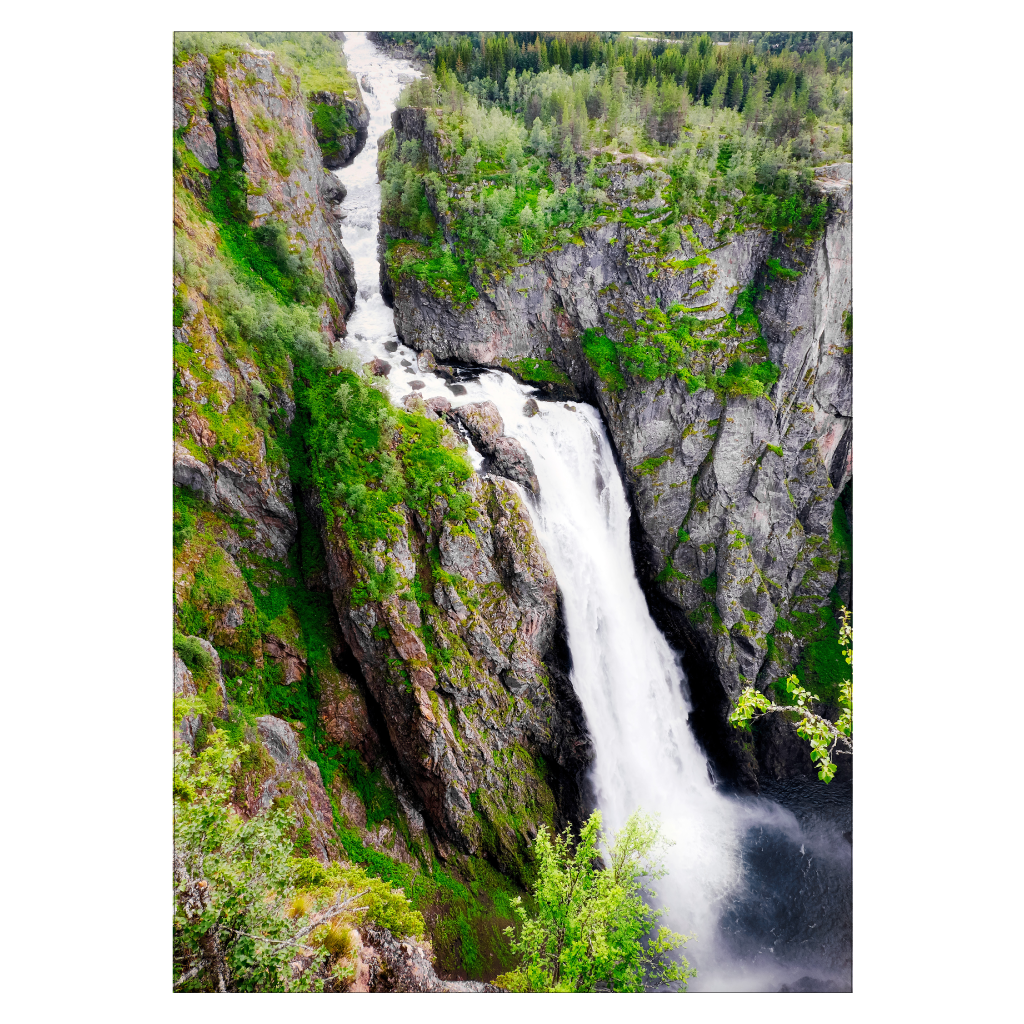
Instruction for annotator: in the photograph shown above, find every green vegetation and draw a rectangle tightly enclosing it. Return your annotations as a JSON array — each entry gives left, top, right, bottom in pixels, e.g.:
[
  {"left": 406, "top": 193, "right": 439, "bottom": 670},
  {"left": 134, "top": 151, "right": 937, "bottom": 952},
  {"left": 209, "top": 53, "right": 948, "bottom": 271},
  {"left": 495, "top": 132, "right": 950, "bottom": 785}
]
[
  {"left": 729, "top": 606, "right": 852, "bottom": 783},
  {"left": 173, "top": 731, "right": 423, "bottom": 991},
  {"left": 505, "top": 357, "right": 572, "bottom": 386},
  {"left": 655, "top": 561, "right": 689, "bottom": 585},
  {"left": 311, "top": 102, "right": 355, "bottom": 161},
  {"left": 766, "top": 256, "right": 801, "bottom": 280},
  {"left": 495, "top": 809, "right": 696, "bottom": 992},
  {"left": 636, "top": 454, "right": 671, "bottom": 476},
  {"left": 375, "top": 30, "right": 850, "bottom": 290},
  {"left": 581, "top": 328, "right": 626, "bottom": 391},
  {"left": 174, "top": 31, "right": 357, "bottom": 97},
  {"left": 581, "top": 298, "right": 779, "bottom": 397}
]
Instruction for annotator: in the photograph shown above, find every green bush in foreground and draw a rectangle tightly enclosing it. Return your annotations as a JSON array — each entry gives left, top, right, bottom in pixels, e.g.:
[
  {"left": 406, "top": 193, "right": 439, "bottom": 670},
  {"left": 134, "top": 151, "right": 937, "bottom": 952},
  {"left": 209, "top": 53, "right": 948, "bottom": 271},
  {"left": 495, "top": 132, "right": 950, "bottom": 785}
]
[
  {"left": 173, "top": 731, "right": 424, "bottom": 992},
  {"left": 496, "top": 808, "right": 695, "bottom": 992}
]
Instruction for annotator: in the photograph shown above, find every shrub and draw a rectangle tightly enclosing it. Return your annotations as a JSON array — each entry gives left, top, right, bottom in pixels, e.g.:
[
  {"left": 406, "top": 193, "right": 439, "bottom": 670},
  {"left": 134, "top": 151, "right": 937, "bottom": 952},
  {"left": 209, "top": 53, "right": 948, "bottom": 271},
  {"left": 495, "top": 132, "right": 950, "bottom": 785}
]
[{"left": 496, "top": 809, "right": 695, "bottom": 992}]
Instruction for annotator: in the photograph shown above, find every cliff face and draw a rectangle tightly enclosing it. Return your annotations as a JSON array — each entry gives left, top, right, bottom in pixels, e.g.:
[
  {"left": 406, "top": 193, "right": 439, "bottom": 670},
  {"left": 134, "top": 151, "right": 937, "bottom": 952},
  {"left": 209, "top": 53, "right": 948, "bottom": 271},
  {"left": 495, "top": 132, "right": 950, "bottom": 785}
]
[
  {"left": 381, "top": 108, "right": 852, "bottom": 791},
  {"left": 172, "top": 52, "right": 591, "bottom": 901},
  {"left": 175, "top": 52, "right": 358, "bottom": 331},
  {"left": 317, "top": 457, "right": 592, "bottom": 875}
]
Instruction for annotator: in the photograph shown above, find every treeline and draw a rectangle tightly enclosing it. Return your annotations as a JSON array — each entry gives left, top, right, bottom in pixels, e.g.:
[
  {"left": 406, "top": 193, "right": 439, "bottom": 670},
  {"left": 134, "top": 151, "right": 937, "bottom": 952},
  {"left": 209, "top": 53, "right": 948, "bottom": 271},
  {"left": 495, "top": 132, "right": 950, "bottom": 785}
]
[
  {"left": 390, "top": 31, "right": 851, "bottom": 162},
  {"left": 371, "top": 30, "right": 851, "bottom": 108}
]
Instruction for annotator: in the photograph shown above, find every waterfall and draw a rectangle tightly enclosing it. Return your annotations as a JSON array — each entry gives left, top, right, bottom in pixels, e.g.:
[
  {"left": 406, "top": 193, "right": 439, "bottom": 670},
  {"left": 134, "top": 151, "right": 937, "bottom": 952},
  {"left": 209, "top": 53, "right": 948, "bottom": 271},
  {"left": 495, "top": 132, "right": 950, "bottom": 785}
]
[{"left": 332, "top": 32, "right": 852, "bottom": 993}]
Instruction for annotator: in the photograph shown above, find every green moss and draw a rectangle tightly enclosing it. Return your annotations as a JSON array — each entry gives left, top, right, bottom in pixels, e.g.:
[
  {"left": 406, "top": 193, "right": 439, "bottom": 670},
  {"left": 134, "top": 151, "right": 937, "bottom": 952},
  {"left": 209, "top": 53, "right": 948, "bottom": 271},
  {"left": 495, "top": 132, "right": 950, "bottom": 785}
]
[
  {"left": 636, "top": 454, "right": 671, "bottom": 476},
  {"left": 310, "top": 101, "right": 355, "bottom": 159},
  {"left": 655, "top": 561, "right": 688, "bottom": 584},
  {"left": 581, "top": 328, "right": 626, "bottom": 392},
  {"left": 773, "top": 602, "right": 848, "bottom": 708},
  {"left": 505, "top": 357, "right": 571, "bottom": 387},
  {"left": 387, "top": 238, "right": 478, "bottom": 309},
  {"left": 832, "top": 486, "right": 852, "bottom": 565}
]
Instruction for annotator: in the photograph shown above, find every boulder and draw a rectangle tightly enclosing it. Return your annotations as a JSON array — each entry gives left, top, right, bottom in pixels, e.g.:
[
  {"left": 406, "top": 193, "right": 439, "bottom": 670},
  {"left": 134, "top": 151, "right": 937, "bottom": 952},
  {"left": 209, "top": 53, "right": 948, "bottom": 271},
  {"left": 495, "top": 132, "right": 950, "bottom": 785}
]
[
  {"left": 263, "top": 635, "right": 307, "bottom": 685},
  {"left": 488, "top": 436, "right": 540, "bottom": 498},
  {"left": 453, "top": 401, "right": 503, "bottom": 444},
  {"left": 320, "top": 168, "right": 347, "bottom": 204},
  {"left": 453, "top": 402, "right": 539, "bottom": 497}
]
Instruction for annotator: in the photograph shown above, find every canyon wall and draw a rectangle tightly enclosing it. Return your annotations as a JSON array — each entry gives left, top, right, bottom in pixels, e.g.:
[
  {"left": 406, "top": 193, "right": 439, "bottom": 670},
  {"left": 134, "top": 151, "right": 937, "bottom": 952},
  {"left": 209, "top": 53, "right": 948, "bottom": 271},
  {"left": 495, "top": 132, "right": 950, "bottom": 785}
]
[{"left": 381, "top": 107, "right": 852, "bottom": 792}]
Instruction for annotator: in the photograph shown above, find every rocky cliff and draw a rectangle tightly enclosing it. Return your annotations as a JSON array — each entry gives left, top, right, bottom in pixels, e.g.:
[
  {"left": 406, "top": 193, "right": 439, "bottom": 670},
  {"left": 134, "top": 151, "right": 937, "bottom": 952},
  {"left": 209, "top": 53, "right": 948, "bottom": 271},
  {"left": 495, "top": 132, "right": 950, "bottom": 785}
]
[
  {"left": 173, "top": 44, "right": 593, "bottom": 982},
  {"left": 380, "top": 107, "right": 852, "bottom": 793}
]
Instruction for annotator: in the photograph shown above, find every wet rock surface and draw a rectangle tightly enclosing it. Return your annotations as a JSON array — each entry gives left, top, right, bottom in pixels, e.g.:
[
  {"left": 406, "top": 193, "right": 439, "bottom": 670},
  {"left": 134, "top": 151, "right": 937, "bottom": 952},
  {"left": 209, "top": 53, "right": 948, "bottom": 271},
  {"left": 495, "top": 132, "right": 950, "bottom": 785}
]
[{"left": 451, "top": 401, "right": 541, "bottom": 498}]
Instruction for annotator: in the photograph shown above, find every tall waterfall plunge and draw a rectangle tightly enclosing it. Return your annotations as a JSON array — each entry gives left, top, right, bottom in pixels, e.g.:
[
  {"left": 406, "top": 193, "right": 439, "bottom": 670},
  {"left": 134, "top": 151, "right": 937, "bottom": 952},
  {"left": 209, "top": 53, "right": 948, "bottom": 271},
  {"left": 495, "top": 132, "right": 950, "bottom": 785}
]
[{"left": 331, "top": 32, "right": 852, "bottom": 992}]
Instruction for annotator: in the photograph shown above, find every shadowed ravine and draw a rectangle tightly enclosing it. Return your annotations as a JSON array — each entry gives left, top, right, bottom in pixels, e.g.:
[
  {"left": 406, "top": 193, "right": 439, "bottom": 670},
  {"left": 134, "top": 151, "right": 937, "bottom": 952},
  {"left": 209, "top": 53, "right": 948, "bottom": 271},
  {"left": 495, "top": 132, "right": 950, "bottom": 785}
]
[{"left": 334, "top": 31, "right": 851, "bottom": 993}]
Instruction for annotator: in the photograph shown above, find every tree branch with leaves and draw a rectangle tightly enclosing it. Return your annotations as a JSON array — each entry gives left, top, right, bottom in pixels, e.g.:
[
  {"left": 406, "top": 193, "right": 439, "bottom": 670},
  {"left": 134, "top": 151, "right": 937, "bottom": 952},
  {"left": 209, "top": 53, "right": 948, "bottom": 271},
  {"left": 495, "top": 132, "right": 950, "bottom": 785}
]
[{"left": 729, "top": 606, "right": 852, "bottom": 783}]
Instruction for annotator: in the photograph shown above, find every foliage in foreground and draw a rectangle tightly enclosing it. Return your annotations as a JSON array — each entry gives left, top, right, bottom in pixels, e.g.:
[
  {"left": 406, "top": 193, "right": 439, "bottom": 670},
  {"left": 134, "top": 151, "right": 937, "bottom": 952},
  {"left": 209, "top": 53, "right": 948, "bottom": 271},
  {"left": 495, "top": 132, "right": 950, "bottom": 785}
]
[
  {"left": 729, "top": 605, "right": 852, "bottom": 782},
  {"left": 496, "top": 809, "right": 696, "bottom": 992},
  {"left": 173, "top": 730, "right": 424, "bottom": 992}
]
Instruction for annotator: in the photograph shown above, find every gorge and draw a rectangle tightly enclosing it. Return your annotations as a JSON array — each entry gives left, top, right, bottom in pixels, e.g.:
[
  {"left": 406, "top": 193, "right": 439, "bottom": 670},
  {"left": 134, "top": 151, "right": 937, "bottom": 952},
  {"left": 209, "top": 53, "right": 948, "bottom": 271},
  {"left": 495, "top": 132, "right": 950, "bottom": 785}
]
[{"left": 173, "top": 30, "right": 852, "bottom": 993}]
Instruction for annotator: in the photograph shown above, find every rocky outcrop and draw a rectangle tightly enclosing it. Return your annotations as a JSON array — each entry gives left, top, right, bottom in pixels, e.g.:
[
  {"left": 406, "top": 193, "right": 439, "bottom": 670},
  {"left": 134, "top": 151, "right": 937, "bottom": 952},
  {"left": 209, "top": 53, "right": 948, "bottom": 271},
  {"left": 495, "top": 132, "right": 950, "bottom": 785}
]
[
  {"left": 173, "top": 438, "right": 297, "bottom": 561},
  {"left": 349, "top": 926, "right": 501, "bottom": 992},
  {"left": 233, "top": 715, "right": 339, "bottom": 863},
  {"left": 379, "top": 106, "right": 853, "bottom": 791},
  {"left": 314, "top": 437, "right": 592, "bottom": 878},
  {"left": 309, "top": 88, "right": 371, "bottom": 168},
  {"left": 450, "top": 401, "right": 540, "bottom": 498},
  {"left": 173, "top": 51, "right": 358, "bottom": 332}
]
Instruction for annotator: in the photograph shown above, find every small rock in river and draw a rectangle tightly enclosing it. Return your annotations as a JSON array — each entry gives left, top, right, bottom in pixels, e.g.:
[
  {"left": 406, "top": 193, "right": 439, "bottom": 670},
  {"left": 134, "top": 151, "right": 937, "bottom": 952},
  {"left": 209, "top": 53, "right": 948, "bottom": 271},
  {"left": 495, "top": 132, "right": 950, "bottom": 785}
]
[
  {"left": 409, "top": 380, "right": 426, "bottom": 390},
  {"left": 367, "top": 358, "right": 391, "bottom": 377},
  {"left": 446, "top": 383, "right": 467, "bottom": 396},
  {"left": 523, "top": 399, "right": 539, "bottom": 417},
  {"left": 384, "top": 341, "right": 398, "bottom": 352}
]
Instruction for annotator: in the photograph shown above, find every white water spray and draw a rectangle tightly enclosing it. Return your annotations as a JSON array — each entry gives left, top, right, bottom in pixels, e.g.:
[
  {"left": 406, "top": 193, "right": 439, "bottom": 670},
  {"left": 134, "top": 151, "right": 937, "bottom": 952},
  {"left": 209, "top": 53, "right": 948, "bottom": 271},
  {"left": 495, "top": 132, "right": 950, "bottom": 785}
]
[{"left": 332, "top": 33, "right": 850, "bottom": 992}]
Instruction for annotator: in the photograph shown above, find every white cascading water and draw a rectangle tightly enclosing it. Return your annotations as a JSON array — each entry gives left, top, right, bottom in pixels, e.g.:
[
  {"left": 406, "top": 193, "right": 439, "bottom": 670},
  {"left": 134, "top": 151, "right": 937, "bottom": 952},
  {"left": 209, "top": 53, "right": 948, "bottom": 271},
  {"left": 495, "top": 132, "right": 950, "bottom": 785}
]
[{"left": 332, "top": 33, "right": 851, "bottom": 992}]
